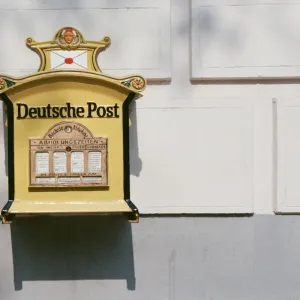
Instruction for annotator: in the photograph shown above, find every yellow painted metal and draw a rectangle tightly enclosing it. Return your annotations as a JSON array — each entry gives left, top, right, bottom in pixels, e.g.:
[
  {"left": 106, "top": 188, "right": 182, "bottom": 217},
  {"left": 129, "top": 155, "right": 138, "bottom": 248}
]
[
  {"left": 0, "top": 27, "right": 146, "bottom": 223},
  {"left": 10, "top": 78, "right": 127, "bottom": 203},
  {"left": 9, "top": 200, "right": 132, "bottom": 214}
]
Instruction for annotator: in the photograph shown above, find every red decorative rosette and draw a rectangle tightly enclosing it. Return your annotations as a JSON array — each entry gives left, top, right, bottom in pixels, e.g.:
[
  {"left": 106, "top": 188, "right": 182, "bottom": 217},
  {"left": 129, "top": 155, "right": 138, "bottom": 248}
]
[
  {"left": 0, "top": 78, "right": 5, "bottom": 89},
  {"left": 26, "top": 37, "right": 33, "bottom": 44},
  {"left": 103, "top": 36, "right": 110, "bottom": 43},
  {"left": 132, "top": 78, "right": 145, "bottom": 90}
]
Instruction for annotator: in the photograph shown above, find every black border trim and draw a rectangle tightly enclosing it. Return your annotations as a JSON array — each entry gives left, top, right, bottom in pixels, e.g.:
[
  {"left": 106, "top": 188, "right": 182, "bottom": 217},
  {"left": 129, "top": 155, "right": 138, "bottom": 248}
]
[
  {"left": 125, "top": 199, "right": 139, "bottom": 223},
  {"left": 1, "top": 200, "right": 14, "bottom": 223},
  {"left": 1, "top": 93, "right": 15, "bottom": 222},
  {"left": 1, "top": 93, "right": 15, "bottom": 201},
  {"left": 123, "top": 92, "right": 139, "bottom": 222},
  {"left": 123, "top": 92, "right": 135, "bottom": 200},
  {"left": 2, "top": 200, "right": 13, "bottom": 214},
  {"left": 1, "top": 93, "right": 14, "bottom": 197}
]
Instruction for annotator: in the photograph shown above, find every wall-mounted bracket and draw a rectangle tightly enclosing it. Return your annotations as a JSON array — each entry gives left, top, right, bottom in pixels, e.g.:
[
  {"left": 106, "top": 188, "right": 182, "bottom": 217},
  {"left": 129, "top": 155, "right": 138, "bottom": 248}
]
[{"left": 1, "top": 200, "right": 15, "bottom": 224}]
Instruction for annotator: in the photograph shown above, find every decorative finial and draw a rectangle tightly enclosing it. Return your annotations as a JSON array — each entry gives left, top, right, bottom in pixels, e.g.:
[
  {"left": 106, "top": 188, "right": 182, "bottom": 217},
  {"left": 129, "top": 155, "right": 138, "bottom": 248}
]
[{"left": 26, "top": 26, "right": 111, "bottom": 72}]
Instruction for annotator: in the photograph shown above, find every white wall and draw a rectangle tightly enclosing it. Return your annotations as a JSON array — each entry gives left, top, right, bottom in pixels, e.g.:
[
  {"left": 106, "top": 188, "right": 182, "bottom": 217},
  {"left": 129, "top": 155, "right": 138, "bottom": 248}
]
[
  {"left": 191, "top": 0, "right": 300, "bottom": 79},
  {"left": 1, "top": 0, "right": 300, "bottom": 215}
]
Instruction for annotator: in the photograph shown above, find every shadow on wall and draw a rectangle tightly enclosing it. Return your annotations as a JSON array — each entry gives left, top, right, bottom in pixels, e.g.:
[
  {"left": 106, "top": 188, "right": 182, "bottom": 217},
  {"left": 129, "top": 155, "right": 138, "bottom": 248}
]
[
  {"left": 10, "top": 215, "right": 136, "bottom": 291},
  {"left": 129, "top": 101, "right": 142, "bottom": 177},
  {"left": 2, "top": 105, "right": 8, "bottom": 176}
]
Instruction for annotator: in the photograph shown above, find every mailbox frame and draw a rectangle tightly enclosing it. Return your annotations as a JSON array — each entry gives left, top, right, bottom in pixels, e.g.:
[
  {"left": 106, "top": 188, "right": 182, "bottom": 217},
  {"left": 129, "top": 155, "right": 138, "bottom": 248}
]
[{"left": 0, "top": 27, "right": 146, "bottom": 224}]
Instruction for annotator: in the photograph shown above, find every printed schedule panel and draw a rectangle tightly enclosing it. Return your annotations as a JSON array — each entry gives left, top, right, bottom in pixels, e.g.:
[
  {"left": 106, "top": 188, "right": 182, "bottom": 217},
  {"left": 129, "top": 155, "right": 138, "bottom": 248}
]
[{"left": 29, "top": 121, "right": 108, "bottom": 187}]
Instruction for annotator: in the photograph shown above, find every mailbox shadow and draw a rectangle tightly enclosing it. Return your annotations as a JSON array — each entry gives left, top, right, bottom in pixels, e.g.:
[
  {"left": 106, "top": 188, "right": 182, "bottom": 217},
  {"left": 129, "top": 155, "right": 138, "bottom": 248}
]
[
  {"left": 129, "top": 101, "right": 142, "bottom": 177},
  {"left": 10, "top": 215, "right": 136, "bottom": 291},
  {"left": 2, "top": 104, "right": 8, "bottom": 176}
]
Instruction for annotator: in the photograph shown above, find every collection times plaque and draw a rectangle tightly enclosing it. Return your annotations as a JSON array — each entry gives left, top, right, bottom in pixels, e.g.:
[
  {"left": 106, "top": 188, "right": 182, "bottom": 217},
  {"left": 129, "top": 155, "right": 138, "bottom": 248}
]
[{"left": 30, "top": 121, "right": 108, "bottom": 187}]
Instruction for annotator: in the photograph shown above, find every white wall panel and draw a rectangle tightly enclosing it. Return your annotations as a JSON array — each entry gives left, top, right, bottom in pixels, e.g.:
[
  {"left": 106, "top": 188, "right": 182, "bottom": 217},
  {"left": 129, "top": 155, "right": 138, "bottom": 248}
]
[
  {"left": 0, "top": 0, "right": 170, "bottom": 80},
  {"left": 0, "top": 0, "right": 168, "bottom": 9},
  {"left": 190, "top": 0, "right": 300, "bottom": 5},
  {"left": 131, "top": 99, "right": 254, "bottom": 213},
  {"left": 276, "top": 98, "right": 300, "bottom": 212},
  {"left": 191, "top": 0, "right": 300, "bottom": 79}
]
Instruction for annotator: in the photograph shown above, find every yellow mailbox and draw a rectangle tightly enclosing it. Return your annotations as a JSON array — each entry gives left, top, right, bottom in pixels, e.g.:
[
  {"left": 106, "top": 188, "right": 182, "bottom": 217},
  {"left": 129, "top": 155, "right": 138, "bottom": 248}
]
[{"left": 0, "top": 27, "right": 146, "bottom": 224}]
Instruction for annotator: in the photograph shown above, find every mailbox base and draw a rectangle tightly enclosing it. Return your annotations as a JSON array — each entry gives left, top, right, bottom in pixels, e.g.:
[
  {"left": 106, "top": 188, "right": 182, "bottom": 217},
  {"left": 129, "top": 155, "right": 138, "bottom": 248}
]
[{"left": 1, "top": 199, "right": 139, "bottom": 223}]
